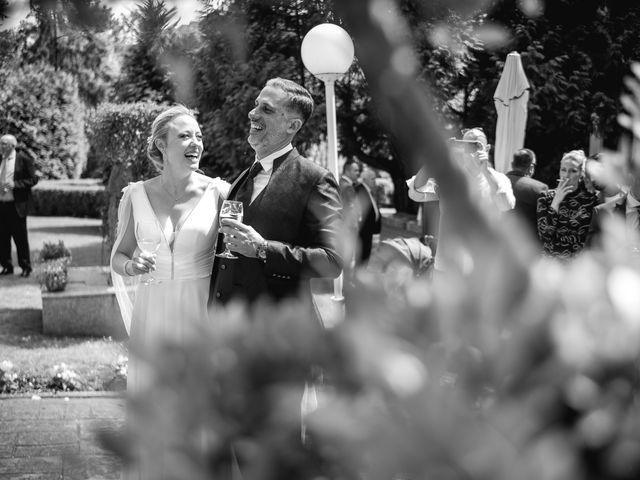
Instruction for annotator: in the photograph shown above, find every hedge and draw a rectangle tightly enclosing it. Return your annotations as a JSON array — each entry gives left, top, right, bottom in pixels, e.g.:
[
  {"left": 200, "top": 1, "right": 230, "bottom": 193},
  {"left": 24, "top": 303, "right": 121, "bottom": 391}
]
[
  {"left": 0, "top": 63, "right": 88, "bottom": 179},
  {"left": 32, "top": 179, "right": 105, "bottom": 219},
  {"left": 86, "top": 102, "right": 167, "bottom": 250}
]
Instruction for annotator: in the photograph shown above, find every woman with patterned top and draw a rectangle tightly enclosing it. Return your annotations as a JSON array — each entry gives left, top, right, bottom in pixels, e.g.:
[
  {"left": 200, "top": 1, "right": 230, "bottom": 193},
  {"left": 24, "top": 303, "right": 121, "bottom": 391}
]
[{"left": 537, "top": 150, "right": 598, "bottom": 259}]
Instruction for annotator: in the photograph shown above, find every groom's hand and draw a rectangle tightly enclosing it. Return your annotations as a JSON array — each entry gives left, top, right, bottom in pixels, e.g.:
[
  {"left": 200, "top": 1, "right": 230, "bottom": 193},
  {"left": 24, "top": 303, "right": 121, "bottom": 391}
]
[{"left": 220, "top": 218, "right": 265, "bottom": 257}]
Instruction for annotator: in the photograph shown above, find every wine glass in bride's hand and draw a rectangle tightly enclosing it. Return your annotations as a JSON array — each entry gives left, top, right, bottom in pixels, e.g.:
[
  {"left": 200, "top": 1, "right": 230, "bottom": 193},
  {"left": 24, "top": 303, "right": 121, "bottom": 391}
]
[
  {"left": 216, "top": 200, "right": 244, "bottom": 259},
  {"left": 135, "top": 220, "right": 162, "bottom": 285}
]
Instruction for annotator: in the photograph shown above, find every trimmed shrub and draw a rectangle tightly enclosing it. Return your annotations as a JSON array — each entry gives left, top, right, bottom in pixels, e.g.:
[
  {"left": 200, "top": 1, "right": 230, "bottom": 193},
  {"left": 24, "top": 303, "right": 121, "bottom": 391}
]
[
  {"left": 38, "top": 240, "right": 73, "bottom": 263},
  {"left": 0, "top": 62, "right": 88, "bottom": 179},
  {"left": 86, "top": 102, "right": 166, "bottom": 251},
  {"left": 32, "top": 179, "right": 105, "bottom": 218}
]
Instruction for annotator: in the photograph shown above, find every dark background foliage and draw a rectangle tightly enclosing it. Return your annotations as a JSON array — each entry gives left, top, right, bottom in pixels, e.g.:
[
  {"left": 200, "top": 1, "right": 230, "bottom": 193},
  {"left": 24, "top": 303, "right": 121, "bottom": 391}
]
[
  {"left": 1, "top": 0, "right": 639, "bottom": 199},
  {"left": 0, "top": 62, "right": 87, "bottom": 178},
  {"left": 86, "top": 101, "right": 166, "bottom": 248}
]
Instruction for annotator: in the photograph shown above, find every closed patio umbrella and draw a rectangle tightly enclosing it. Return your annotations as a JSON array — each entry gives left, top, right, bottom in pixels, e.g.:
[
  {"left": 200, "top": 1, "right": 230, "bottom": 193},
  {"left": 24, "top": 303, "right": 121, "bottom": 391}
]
[{"left": 493, "top": 51, "right": 531, "bottom": 173}]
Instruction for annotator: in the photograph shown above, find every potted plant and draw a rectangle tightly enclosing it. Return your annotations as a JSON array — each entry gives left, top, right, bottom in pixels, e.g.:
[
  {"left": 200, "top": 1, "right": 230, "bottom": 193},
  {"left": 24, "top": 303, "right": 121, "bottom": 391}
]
[{"left": 36, "top": 241, "right": 72, "bottom": 292}]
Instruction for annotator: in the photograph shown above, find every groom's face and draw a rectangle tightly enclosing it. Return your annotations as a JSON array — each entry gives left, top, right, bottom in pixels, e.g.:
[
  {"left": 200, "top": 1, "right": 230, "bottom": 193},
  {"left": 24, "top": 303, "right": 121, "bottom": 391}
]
[{"left": 248, "top": 85, "right": 301, "bottom": 159}]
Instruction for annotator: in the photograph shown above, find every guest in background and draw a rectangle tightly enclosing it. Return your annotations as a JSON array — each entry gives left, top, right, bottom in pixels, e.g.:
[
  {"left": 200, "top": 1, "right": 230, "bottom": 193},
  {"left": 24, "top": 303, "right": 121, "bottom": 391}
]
[
  {"left": 537, "top": 150, "right": 598, "bottom": 260},
  {"left": 587, "top": 173, "right": 640, "bottom": 252},
  {"left": 339, "top": 158, "right": 362, "bottom": 280},
  {"left": 584, "top": 155, "right": 622, "bottom": 204},
  {"left": 407, "top": 127, "right": 514, "bottom": 274},
  {"left": 340, "top": 158, "right": 362, "bottom": 235},
  {"left": 0, "top": 134, "right": 38, "bottom": 277},
  {"left": 505, "top": 148, "right": 548, "bottom": 241},
  {"left": 355, "top": 166, "right": 381, "bottom": 265}
]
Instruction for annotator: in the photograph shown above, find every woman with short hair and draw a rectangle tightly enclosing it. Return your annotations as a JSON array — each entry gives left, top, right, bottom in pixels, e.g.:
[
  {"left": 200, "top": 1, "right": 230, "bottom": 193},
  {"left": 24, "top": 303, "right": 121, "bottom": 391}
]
[{"left": 537, "top": 150, "right": 598, "bottom": 259}]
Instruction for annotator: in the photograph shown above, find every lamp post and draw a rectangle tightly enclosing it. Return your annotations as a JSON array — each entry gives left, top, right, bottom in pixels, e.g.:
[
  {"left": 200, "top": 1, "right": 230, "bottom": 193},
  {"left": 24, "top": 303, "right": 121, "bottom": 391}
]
[{"left": 301, "top": 23, "right": 354, "bottom": 304}]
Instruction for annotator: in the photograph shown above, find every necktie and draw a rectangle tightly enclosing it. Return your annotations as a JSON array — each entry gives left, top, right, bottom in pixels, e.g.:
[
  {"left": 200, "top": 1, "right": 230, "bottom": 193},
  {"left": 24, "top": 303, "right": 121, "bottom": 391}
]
[{"left": 234, "top": 162, "right": 263, "bottom": 209}]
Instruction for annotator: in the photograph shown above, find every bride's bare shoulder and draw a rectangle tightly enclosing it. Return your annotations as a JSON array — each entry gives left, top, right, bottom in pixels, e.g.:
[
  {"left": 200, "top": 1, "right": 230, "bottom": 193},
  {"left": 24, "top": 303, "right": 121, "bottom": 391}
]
[{"left": 196, "top": 172, "right": 230, "bottom": 191}]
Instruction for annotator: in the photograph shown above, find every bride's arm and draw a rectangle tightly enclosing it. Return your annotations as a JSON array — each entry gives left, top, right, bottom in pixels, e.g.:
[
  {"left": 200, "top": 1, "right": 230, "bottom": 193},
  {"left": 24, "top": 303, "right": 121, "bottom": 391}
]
[
  {"left": 111, "top": 212, "right": 138, "bottom": 276},
  {"left": 111, "top": 190, "right": 155, "bottom": 277}
]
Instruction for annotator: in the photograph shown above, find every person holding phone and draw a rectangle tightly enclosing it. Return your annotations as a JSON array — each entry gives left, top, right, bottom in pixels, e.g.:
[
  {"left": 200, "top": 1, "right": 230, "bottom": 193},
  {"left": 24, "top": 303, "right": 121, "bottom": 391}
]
[
  {"left": 406, "top": 127, "right": 514, "bottom": 274},
  {"left": 536, "top": 149, "right": 598, "bottom": 259}
]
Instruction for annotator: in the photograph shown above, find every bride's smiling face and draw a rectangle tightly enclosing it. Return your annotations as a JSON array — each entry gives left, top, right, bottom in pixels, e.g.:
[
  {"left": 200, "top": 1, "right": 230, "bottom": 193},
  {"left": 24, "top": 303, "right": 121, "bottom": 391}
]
[{"left": 158, "top": 115, "right": 203, "bottom": 171}]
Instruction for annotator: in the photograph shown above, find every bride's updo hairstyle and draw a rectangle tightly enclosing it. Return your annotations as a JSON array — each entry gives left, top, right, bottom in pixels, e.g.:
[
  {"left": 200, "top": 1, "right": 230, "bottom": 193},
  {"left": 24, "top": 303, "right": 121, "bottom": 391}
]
[{"left": 146, "top": 105, "right": 198, "bottom": 172}]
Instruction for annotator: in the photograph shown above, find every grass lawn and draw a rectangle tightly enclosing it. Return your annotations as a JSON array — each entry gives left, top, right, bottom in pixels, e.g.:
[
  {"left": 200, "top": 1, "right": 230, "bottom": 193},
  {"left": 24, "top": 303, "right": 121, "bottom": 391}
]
[
  {"left": 1, "top": 332, "right": 128, "bottom": 393},
  {"left": 0, "top": 299, "right": 128, "bottom": 393},
  {"left": 0, "top": 216, "right": 127, "bottom": 394}
]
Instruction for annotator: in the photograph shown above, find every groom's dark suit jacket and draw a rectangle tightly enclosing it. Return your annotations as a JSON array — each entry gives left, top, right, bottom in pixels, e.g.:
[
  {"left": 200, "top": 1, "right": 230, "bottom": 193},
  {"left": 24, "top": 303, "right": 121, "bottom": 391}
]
[{"left": 209, "top": 148, "right": 343, "bottom": 307}]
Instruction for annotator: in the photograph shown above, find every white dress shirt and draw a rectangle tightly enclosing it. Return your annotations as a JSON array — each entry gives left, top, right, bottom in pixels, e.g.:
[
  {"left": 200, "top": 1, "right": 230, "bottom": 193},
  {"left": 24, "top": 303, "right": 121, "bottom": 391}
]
[
  {"left": 249, "top": 144, "right": 293, "bottom": 203},
  {"left": 0, "top": 150, "right": 16, "bottom": 202}
]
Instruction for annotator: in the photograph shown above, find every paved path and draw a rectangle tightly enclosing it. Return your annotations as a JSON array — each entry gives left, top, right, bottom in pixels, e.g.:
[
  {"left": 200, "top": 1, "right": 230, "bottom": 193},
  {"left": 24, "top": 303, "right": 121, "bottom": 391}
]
[{"left": 0, "top": 394, "right": 124, "bottom": 479}]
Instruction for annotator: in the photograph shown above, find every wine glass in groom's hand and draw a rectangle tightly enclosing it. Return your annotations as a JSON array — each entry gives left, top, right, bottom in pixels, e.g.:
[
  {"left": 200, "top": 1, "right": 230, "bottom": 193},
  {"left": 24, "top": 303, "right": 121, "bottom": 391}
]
[{"left": 217, "top": 200, "right": 244, "bottom": 259}]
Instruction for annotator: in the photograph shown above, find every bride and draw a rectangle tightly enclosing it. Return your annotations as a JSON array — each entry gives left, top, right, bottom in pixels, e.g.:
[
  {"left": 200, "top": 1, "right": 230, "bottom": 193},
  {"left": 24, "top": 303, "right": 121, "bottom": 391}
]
[
  {"left": 110, "top": 105, "right": 229, "bottom": 477},
  {"left": 111, "top": 104, "right": 230, "bottom": 381}
]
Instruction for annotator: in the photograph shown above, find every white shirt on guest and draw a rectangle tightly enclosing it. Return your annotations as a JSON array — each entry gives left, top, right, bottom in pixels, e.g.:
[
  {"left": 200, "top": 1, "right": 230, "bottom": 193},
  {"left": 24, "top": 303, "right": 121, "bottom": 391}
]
[
  {"left": 0, "top": 150, "right": 16, "bottom": 202},
  {"left": 249, "top": 143, "right": 293, "bottom": 203},
  {"left": 406, "top": 168, "right": 514, "bottom": 272}
]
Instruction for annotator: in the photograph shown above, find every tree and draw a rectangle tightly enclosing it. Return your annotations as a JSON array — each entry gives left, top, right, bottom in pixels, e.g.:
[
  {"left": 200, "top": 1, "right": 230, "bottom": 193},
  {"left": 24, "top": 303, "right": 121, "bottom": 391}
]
[
  {"left": 21, "top": 0, "right": 117, "bottom": 105},
  {"left": 0, "top": 62, "right": 87, "bottom": 178},
  {"left": 460, "top": 0, "right": 640, "bottom": 185},
  {"left": 0, "top": 0, "right": 8, "bottom": 21},
  {"left": 193, "top": 0, "right": 334, "bottom": 179},
  {"left": 114, "top": 0, "right": 180, "bottom": 103}
]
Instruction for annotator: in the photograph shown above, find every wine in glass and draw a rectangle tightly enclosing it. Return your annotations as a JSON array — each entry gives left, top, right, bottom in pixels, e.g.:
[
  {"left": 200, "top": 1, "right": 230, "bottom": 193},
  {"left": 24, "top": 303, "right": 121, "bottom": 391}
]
[
  {"left": 135, "top": 220, "right": 162, "bottom": 285},
  {"left": 216, "top": 200, "right": 244, "bottom": 259}
]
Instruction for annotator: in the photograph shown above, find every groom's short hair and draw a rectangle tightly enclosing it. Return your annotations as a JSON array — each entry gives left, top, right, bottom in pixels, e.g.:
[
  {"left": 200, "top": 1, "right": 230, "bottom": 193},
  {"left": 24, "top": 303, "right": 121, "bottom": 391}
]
[{"left": 266, "top": 78, "right": 314, "bottom": 126}]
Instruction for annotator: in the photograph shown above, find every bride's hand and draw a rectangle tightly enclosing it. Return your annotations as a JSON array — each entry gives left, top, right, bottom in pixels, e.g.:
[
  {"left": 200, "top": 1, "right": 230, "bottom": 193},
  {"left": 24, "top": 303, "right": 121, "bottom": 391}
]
[
  {"left": 220, "top": 218, "right": 265, "bottom": 257},
  {"left": 129, "top": 251, "right": 156, "bottom": 275}
]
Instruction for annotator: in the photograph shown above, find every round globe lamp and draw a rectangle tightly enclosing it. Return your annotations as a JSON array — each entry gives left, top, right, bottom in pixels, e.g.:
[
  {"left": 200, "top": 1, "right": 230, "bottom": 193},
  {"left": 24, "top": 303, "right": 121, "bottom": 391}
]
[{"left": 301, "top": 24, "right": 354, "bottom": 305}]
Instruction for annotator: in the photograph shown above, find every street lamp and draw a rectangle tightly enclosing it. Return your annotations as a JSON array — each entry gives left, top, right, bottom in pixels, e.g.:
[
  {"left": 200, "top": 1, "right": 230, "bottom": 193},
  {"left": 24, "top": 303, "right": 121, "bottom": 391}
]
[{"left": 301, "top": 23, "right": 355, "bottom": 304}]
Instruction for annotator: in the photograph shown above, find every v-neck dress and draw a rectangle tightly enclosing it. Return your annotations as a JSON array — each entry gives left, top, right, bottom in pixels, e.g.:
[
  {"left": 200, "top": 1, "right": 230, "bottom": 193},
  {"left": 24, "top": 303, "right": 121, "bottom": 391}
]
[{"left": 126, "top": 179, "right": 228, "bottom": 391}]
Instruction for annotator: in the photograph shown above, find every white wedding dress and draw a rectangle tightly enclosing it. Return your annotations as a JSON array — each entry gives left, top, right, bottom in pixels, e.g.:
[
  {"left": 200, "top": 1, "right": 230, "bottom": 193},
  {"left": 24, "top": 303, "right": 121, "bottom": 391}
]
[
  {"left": 111, "top": 178, "right": 229, "bottom": 480},
  {"left": 111, "top": 178, "right": 229, "bottom": 390}
]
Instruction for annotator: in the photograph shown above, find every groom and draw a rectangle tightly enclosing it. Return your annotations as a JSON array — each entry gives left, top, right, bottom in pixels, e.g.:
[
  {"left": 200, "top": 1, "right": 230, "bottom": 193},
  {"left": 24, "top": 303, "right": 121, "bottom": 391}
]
[{"left": 209, "top": 77, "right": 343, "bottom": 310}]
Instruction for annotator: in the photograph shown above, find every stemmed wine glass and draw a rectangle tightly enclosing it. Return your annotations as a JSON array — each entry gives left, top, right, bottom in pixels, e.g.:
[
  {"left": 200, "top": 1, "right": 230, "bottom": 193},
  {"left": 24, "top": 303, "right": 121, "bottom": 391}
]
[
  {"left": 135, "top": 220, "right": 162, "bottom": 285},
  {"left": 216, "top": 200, "right": 244, "bottom": 259}
]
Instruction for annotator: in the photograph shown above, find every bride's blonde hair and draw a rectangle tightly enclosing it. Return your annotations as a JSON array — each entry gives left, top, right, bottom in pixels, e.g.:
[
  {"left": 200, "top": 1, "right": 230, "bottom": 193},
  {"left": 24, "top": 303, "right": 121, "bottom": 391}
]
[{"left": 146, "top": 105, "right": 198, "bottom": 172}]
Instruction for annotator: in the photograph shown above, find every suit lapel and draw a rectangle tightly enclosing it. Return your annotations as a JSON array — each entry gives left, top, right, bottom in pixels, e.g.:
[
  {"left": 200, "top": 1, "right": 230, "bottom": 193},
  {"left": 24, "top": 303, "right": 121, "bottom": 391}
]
[{"left": 228, "top": 168, "right": 251, "bottom": 200}]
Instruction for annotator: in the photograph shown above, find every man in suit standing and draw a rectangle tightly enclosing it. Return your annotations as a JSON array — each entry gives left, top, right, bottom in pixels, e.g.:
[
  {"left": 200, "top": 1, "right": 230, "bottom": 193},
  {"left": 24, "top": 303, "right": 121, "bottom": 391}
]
[
  {"left": 505, "top": 148, "right": 548, "bottom": 241},
  {"left": 209, "top": 78, "right": 343, "bottom": 309},
  {"left": 0, "top": 134, "right": 38, "bottom": 277},
  {"left": 339, "top": 158, "right": 361, "bottom": 233},
  {"left": 339, "top": 158, "right": 361, "bottom": 279},
  {"left": 354, "top": 167, "right": 381, "bottom": 265}
]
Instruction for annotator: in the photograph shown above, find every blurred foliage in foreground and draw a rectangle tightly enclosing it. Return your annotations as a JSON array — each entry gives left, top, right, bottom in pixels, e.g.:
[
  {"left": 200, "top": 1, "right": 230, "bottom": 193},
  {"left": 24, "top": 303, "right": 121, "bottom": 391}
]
[
  {"left": 105, "top": 230, "right": 640, "bottom": 480},
  {"left": 100, "top": 1, "right": 640, "bottom": 478}
]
